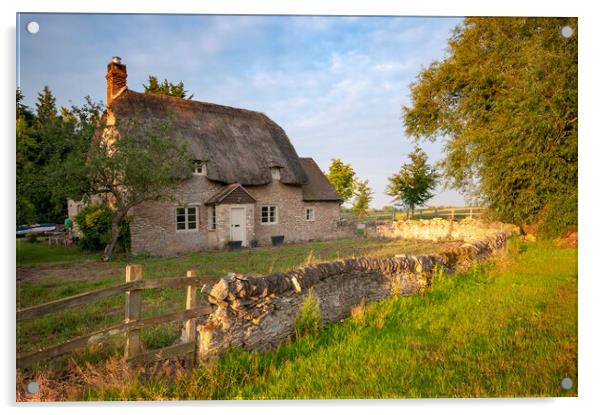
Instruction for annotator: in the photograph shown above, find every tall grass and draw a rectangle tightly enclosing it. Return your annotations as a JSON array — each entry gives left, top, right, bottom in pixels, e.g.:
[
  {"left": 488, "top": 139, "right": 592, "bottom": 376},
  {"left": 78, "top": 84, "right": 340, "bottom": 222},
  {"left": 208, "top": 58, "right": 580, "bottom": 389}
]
[{"left": 294, "top": 288, "right": 321, "bottom": 337}]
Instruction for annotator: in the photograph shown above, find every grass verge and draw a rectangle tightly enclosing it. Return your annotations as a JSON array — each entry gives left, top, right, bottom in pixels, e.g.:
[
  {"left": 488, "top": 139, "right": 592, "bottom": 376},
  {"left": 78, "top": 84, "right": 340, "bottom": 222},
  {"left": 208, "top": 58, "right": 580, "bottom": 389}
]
[{"left": 18, "top": 240, "right": 577, "bottom": 400}]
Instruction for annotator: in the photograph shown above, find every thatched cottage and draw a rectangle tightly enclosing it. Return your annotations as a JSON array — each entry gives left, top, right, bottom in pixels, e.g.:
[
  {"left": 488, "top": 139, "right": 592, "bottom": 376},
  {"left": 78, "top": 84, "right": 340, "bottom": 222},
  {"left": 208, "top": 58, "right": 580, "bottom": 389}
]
[{"left": 69, "top": 57, "right": 342, "bottom": 256}]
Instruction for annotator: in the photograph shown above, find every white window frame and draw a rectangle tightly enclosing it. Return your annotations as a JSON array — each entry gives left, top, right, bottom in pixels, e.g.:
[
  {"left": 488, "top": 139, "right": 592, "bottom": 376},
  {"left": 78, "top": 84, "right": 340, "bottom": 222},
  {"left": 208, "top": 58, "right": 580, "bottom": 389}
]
[
  {"left": 176, "top": 206, "right": 198, "bottom": 232},
  {"left": 260, "top": 205, "right": 278, "bottom": 225},
  {"left": 208, "top": 205, "right": 217, "bottom": 231},
  {"left": 193, "top": 160, "right": 207, "bottom": 176},
  {"left": 305, "top": 207, "right": 315, "bottom": 222}
]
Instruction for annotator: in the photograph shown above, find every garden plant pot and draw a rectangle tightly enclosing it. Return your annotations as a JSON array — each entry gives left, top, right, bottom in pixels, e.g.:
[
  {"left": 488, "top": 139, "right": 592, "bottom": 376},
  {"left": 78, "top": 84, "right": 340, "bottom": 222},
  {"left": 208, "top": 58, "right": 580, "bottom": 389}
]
[
  {"left": 227, "top": 240, "right": 243, "bottom": 250},
  {"left": 271, "top": 235, "right": 285, "bottom": 246}
]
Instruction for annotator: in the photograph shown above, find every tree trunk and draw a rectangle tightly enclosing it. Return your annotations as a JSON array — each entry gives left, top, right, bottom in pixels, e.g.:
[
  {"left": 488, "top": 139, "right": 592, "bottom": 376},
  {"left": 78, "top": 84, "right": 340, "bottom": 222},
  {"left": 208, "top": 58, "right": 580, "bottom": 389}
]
[{"left": 102, "top": 210, "right": 127, "bottom": 262}]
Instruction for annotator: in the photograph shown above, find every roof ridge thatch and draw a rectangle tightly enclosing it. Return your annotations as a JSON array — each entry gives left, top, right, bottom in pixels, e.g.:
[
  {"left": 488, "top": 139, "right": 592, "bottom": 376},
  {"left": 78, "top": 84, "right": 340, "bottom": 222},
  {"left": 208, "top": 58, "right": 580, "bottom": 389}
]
[
  {"left": 107, "top": 89, "right": 309, "bottom": 186},
  {"left": 139, "top": 90, "right": 272, "bottom": 122}
]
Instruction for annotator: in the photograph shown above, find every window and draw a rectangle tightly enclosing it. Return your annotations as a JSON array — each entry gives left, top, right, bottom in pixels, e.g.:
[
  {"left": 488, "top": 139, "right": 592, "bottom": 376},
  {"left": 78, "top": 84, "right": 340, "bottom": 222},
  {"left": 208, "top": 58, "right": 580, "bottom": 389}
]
[
  {"left": 208, "top": 205, "right": 217, "bottom": 230},
  {"left": 261, "top": 206, "right": 277, "bottom": 224},
  {"left": 270, "top": 167, "right": 281, "bottom": 180},
  {"left": 305, "top": 207, "right": 315, "bottom": 221},
  {"left": 176, "top": 206, "right": 197, "bottom": 231},
  {"left": 193, "top": 160, "right": 207, "bottom": 176}
]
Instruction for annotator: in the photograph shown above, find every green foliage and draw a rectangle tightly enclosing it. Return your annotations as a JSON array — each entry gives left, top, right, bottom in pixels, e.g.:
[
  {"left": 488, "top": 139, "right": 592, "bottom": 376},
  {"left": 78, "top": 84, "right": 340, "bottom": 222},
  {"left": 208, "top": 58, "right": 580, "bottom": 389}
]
[
  {"left": 351, "top": 179, "right": 374, "bottom": 217},
  {"left": 143, "top": 75, "right": 194, "bottom": 99},
  {"left": 386, "top": 146, "right": 440, "bottom": 214},
  {"left": 16, "top": 86, "right": 104, "bottom": 224},
  {"left": 326, "top": 158, "right": 356, "bottom": 204},
  {"left": 539, "top": 189, "right": 578, "bottom": 238},
  {"left": 64, "top": 115, "right": 192, "bottom": 260},
  {"left": 74, "top": 204, "right": 130, "bottom": 252},
  {"left": 35, "top": 85, "right": 57, "bottom": 126},
  {"left": 403, "top": 17, "right": 577, "bottom": 235},
  {"left": 294, "top": 288, "right": 321, "bottom": 337}
]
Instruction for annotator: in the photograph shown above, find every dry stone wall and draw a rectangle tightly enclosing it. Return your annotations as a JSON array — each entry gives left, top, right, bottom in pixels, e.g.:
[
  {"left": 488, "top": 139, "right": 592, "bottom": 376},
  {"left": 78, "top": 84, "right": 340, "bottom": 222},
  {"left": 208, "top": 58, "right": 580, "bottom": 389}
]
[
  {"left": 373, "top": 217, "right": 519, "bottom": 242},
  {"left": 196, "top": 223, "right": 515, "bottom": 361}
]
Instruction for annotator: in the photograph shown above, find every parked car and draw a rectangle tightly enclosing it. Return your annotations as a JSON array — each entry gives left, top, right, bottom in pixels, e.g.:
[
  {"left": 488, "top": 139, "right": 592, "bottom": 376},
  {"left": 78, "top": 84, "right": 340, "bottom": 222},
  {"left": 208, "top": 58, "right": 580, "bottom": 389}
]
[{"left": 16, "top": 223, "right": 57, "bottom": 237}]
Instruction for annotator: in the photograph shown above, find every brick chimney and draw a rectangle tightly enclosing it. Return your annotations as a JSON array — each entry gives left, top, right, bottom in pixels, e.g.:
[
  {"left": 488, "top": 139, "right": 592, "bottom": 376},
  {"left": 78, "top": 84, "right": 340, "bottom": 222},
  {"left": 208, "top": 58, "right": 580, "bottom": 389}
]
[{"left": 105, "top": 56, "right": 127, "bottom": 106}]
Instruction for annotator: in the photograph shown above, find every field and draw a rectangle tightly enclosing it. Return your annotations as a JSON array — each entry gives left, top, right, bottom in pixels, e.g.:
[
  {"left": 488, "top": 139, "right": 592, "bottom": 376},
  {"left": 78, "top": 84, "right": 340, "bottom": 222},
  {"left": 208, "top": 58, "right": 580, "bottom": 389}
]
[
  {"left": 17, "top": 237, "right": 457, "bottom": 358},
  {"left": 16, "top": 238, "right": 577, "bottom": 400}
]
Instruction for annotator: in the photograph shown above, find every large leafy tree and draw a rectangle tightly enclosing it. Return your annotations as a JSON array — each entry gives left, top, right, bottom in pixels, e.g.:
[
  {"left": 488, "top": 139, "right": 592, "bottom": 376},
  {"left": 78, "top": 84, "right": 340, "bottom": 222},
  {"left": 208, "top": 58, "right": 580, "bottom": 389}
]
[
  {"left": 143, "top": 75, "right": 194, "bottom": 99},
  {"left": 326, "top": 158, "right": 356, "bottom": 204},
  {"left": 403, "top": 17, "right": 577, "bottom": 234},
  {"left": 65, "top": 116, "right": 192, "bottom": 260},
  {"left": 386, "top": 147, "right": 439, "bottom": 217},
  {"left": 351, "top": 179, "right": 374, "bottom": 217}
]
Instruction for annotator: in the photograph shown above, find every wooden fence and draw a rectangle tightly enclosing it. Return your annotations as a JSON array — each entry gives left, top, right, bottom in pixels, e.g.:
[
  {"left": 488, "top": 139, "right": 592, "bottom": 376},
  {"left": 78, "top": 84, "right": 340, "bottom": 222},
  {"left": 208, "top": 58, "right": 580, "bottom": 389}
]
[
  {"left": 16, "top": 265, "right": 214, "bottom": 369},
  {"left": 342, "top": 206, "right": 485, "bottom": 223}
]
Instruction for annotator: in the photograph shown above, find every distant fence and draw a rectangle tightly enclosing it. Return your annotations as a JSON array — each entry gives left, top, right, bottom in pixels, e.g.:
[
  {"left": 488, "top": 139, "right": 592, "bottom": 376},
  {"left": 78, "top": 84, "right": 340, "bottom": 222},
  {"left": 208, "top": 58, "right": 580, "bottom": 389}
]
[
  {"left": 16, "top": 266, "right": 216, "bottom": 369},
  {"left": 342, "top": 206, "right": 485, "bottom": 223}
]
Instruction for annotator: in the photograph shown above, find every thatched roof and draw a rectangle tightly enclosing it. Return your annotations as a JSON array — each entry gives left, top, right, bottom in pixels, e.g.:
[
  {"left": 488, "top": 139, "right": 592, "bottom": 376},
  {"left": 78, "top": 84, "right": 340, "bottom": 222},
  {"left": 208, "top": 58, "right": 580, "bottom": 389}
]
[
  {"left": 108, "top": 89, "right": 308, "bottom": 186},
  {"left": 300, "top": 158, "right": 342, "bottom": 202}
]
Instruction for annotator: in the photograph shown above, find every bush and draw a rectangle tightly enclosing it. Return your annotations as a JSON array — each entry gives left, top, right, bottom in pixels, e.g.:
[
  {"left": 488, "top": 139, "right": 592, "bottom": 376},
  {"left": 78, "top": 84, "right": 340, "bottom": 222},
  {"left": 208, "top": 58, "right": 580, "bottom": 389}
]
[
  {"left": 539, "top": 189, "right": 577, "bottom": 239},
  {"left": 294, "top": 288, "right": 321, "bottom": 337},
  {"left": 75, "top": 204, "right": 130, "bottom": 252}
]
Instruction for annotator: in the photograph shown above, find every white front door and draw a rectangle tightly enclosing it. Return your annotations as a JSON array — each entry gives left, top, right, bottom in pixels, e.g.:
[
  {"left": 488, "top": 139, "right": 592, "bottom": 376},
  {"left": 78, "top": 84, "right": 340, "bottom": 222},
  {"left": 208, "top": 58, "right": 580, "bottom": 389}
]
[{"left": 230, "top": 207, "right": 246, "bottom": 245}]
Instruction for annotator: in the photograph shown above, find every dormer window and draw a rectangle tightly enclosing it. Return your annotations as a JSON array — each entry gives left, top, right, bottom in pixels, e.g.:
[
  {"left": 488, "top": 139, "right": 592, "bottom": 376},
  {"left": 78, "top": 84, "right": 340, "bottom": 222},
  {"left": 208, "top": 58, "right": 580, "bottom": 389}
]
[
  {"left": 193, "top": 160, "right": 207, "bottom": 176},
  {"left": 271, "top": 167, "right": 281, "bottom": 181}
]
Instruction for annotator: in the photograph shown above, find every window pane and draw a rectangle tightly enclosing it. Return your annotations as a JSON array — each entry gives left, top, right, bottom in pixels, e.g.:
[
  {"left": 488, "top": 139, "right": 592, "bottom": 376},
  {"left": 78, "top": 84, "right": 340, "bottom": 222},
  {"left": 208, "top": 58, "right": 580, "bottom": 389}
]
[
  {"left": 270, "top": 206, "right": 276, "bottom": 222},
  {"left": 177, "top": 214, "right": 185, "bottom": 223},
  {"left": 177, "top": 208, "right": 185, "bottom": 215},
  {"left": 261, "top": 206, "right": 269, "bottom": 222},
  {"left": 177, "top": 222, "right": 186, "bottom": 230}
]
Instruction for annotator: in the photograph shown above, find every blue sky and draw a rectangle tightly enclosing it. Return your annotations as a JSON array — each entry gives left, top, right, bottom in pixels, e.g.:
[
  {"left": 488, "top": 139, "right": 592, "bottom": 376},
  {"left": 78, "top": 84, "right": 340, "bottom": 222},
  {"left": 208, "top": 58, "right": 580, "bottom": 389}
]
[{"left": 17, "top": 13, "right": 466, "bottom": 208}]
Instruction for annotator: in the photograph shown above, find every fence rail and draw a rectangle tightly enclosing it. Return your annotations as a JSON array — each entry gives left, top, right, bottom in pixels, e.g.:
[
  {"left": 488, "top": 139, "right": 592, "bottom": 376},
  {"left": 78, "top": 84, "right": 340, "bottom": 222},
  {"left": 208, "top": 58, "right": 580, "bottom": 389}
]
[
  {"left": 342, "top": 206, "right": 486, "bottom": 223},
  {"left": 16, "top": 265, "right": 215, "bottom": 369}
]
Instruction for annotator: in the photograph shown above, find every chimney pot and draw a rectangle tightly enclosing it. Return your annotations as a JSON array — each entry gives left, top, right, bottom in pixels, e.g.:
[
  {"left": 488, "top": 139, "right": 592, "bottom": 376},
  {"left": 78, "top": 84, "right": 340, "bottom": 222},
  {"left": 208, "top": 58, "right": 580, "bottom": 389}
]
[{"left": 112, "top": 56, "right": 122, "bottom": 64}]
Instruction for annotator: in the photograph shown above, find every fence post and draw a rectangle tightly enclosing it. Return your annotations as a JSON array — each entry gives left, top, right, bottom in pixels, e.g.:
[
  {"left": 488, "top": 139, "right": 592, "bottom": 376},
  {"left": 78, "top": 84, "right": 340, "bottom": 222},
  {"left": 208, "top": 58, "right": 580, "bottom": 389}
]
[
  {"left": 470, "top": 207, "right": 473, "bottom": 218},
  {"left": 184, "top": 270, "right": 197, "bottom": 342},
  {"left": 124, "top": 264, "right": 143, "bottom": 360},
  {"left": 184, "top": 270, "right": 198, "bottom": 367}
]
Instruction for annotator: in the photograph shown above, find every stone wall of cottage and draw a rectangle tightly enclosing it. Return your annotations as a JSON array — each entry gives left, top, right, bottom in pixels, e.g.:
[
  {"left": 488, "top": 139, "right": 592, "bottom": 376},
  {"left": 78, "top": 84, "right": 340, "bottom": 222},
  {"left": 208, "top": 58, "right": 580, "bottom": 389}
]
[
  {"left": 130, "top": 175, "right": 343, "bottom": 256},
  {"left": 130, "top": 174, "right": 224, "bottom": 256},
  {"left": 245, "top": 180, "right": 341, "bottom": 246},
  {"left": 196, "top": 230, "right": 512, "bottom": 360}
]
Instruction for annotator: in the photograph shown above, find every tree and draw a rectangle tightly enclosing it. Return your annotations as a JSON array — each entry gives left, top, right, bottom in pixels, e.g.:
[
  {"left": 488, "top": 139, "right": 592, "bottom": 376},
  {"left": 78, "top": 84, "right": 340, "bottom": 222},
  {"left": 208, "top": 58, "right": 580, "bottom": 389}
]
[
  {"left": 326, "top": 159, "right": 356, "bottom": 204},
  {"left": 351, "top": 179, "right": 373, "bottom": 217},
  {"left": 403, "top": 17, "right": 577, "bottom": 234},
  {"left": 386, "top": 147, "right": 439, "bottom": 218},
  {"left": 35, "top": 85, "right": 57, "bottom": 126},
  {"left": 66, "top": 116, "right": 192, "bottom": 261},
  {"left": 16, "top": 89, "right": 37, "bottom": 224},
  {"left": 143, "top": 75, "right": 194, "bottom": 99}
]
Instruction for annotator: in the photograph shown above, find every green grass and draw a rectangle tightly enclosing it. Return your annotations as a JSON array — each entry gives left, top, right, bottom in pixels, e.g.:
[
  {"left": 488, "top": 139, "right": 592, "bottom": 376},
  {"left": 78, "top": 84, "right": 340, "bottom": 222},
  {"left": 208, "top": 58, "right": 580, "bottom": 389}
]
[
  {"left": 77, "top": 240, "right": 577, "bottom": 400},
  {"left": 17, "top": 238, "right": 452, "bottom": 357},
  {"left": 16, "top": 238, "right": 101, "bottom": 266}
]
